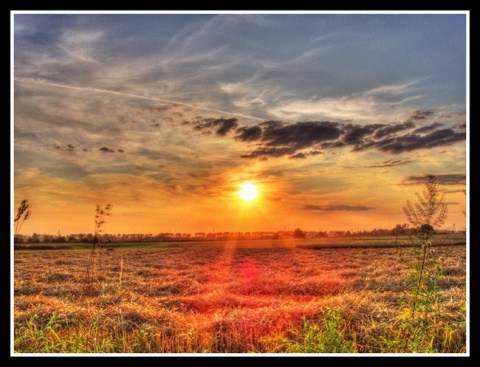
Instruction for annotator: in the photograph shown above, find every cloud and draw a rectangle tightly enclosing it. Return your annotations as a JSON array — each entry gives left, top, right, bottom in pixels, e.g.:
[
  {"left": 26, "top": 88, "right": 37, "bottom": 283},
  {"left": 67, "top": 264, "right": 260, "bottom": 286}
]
[
  {"left": 164, "top": 14, "right": 271, "bottom": 59},
  {"left": 373, "top": 122, "right": 416, "bottom": 139},
  {"left": 255, "top": 169, "right": 285, "bottom": 178},
  {"left": 289, "top": 153, "right": 307, "bottom": 159},
  {"left": 54, "top": 144, "right": 76, "bottom": 152},
  {"left": 364, "top": 81, "right": 419, "bottom": 97},
  {"left": 342, "top": 124, "right": 385, "bottom": 145},
  {"left": 59, "top": 29, "right": 105, "bottom": 64},
  {"left": 302, "top": 204, "right": 374, "bottom": 211},
  {"left": 366, "top": 159, "right": 413, "bottom": 168},
  {"left": 194, "top": 118, "right": 239, "bottom": 136},
  {"left": 16, "top": 78, "right": 264, "bottom": 123},
  {"left": 373, "top": 128, "right": 465, "bottom": 154},
  {"left": 240, "top": 147, "right": 295, "bottom": 160},
  {"left": 267, "top": 81, "right": 423, "bottom": 123},
  {"left": 99, "top": 147, "right": 115, "bottom": 153},
  {"left": 235, "top": 125, "right": 263, "bottom": 142},
  {"left": 453, "top": 121, "right": 466, "bottom": 130},
  {"left": 261, "top": 121, "right": 342, "bottom": 149},
  {"left": 146, "top": 104, "right": 182, "bottom": 113},
  {"left": 402, "top": 174, "right": 466, "bottom": 186},
  {"left": 224, "top": 117, "right": 465, "bottom": 160},
  {"left": 408, "top": 109, "right": 435, "bottom": 120},
  {"left": 412, "top": 122, "right": 444, "bottom": 134}
]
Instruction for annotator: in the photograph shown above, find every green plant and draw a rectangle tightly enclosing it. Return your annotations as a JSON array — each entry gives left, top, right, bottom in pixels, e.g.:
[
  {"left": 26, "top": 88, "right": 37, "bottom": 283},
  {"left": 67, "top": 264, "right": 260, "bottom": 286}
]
[
  {"left": 285, "top": 308, "right": 356, "bottom": 353},
  {"left": 14, "top": 313, "right": 117, "bottom": 353},
  {"left": 403, "top": 175, "right": 447, "bottom": 317}
]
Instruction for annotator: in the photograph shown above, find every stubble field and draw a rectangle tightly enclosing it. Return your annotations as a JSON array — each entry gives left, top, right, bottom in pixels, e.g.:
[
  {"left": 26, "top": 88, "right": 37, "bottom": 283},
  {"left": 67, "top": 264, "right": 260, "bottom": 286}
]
[{"left": 13, "top": 238, "right": 467, "bottom": 354}]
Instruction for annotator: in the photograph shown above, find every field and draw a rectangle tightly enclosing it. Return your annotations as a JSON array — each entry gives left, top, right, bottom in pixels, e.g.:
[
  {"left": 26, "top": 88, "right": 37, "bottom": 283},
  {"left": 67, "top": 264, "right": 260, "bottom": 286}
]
[{"left": 12, "top": 236, "right": 468, "bottom": 355}]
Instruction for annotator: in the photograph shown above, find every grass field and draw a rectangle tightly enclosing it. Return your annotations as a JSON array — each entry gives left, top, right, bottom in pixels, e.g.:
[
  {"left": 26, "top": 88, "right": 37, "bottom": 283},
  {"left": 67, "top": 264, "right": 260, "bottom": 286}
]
[{"left": 12, "top": 236, "right": 467, "bottom": 354}]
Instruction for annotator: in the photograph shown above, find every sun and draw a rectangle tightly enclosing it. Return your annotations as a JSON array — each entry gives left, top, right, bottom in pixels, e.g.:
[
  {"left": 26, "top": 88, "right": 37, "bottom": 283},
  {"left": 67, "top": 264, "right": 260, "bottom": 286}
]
[{"left": 239, "top": 182, "right": 258, "bottom": 201}]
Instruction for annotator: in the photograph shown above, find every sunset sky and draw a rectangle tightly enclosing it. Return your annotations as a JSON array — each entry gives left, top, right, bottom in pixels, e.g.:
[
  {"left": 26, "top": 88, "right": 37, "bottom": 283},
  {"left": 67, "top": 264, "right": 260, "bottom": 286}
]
[{"left": 12, "top": 11, "right": 468, "bottom": 236}]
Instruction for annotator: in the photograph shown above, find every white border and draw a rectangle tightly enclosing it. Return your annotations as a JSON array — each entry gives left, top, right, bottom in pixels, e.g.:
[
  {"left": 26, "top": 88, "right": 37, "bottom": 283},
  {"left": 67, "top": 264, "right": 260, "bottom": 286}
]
[{"left": 11, "top": 10, "right": 470, "bottom": 358}]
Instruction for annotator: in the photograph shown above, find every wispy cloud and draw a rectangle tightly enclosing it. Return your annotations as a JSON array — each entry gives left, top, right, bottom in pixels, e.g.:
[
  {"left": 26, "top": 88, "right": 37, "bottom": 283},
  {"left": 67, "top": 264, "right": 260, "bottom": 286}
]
[
  {"left": 366, "top": 159, "right": 413, "bottom": 168},
  {"left": 267, "top": 81, "right": 423, "bottom": 123},
  {"left": 58, "top": 29, "right": 105, "bottom": 63},
  {"left": 402, "top": 174, "right": 466, "bottom": 186},
  {"left": 302, "top": 204, "right": 374, "bottom": 211},
  {"left": 364, "top": 81, "right": 419, "bottom": 97},
  {"left": 13, "top": 13, "right": 467, "bottom": 234},
  {"left": 15, "top": 78, "right": 265, "bottom": 122},
  {"left": 193, "top": 118, "right": 239, "bottom": 136}
]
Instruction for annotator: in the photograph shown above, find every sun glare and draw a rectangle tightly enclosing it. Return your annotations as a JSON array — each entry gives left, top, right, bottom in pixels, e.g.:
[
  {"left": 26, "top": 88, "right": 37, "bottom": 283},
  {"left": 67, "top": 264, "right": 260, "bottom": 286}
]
[{"left": 239, "top": 183, "right": 258, "bottom": 201}]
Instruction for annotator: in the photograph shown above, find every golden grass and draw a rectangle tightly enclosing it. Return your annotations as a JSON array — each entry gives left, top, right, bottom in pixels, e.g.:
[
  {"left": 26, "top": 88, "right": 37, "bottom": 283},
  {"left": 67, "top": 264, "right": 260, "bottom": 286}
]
[{"left": 13, "top": 241, "right": 467, "bottom": 354}]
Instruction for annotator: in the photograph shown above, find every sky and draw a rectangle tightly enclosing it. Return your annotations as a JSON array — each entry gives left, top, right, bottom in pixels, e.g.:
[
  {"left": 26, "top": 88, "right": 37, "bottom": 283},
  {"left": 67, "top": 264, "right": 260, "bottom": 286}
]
[{"left": 12, "top": 11, "right": 468, "bottom": 236}]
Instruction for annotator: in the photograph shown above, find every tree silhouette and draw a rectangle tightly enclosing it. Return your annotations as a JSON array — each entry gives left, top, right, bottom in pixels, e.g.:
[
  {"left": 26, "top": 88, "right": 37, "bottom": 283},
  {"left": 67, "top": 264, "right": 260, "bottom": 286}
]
[{"left": 293, "top": 228, "right": 306, "bottom": 238}]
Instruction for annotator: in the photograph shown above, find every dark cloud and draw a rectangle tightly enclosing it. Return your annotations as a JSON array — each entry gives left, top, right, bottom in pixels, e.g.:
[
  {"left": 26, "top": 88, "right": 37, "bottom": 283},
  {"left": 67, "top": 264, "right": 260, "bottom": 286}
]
[
  {"left": 236, "top": 121, "right": 343, "bottom": 159},
  {"left": 194, "top": 118, "right": 239, "bottom": 136},
  {"left": 262, "top": 121, "right": 342, "bottom": 149},
  {"left": 54, "top": 144, "right": 75, "bottom": 152},
  {"left": 409, "top": 110, "right": 435, "bottom": 120},
  {"left": 444, "top": 112, "right": 465, "bottom": 119},
  {"left": 302, "top": 204, "right": 374, "bottom": 211},
  {"left": 402, "top": 174, "right": 466, "bottom": 186},
  {"left": 235, "top": 125, "right": 262, "bottom": 142},
  {"left": 373, "top": 121, "right": 415, "bottom": 139},
  {"left": 99, "top": 147, "right": 115, "bottom": 153},
  {"left": 366, "top": 159, "right": 412, "bottom": 168},
  {"left": 289, "top": 153, "right": 307, "bottom": 159},
  {"left": 453, "top": 121, "right": 467, "bottom": 130},
  {"left": 216, "top": 119, "right": 239, "bottom": 136},
  {"left": 342, "top": 124, "right": 384, "bottom": 145},
  {"left": 319, "top": 140, "right": 346, "bottom": 149},
  {"left": 189, "top": 116, "right": 465, "bottom": 160},
  {"left": 373, "top": 128, "right": 466, "bottom": 154},
  {"left": 240, "top": 147, "right": 295, "bottom": 159},
  {"left": 412, "top": 122, "right": 443, "bottom": 134}
]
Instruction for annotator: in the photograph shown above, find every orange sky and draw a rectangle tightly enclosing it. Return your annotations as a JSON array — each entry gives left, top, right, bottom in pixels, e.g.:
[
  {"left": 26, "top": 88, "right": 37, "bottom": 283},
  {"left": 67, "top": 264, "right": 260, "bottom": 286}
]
[{"left": 12, "top": 11, "right": 468, "bottom": 236}]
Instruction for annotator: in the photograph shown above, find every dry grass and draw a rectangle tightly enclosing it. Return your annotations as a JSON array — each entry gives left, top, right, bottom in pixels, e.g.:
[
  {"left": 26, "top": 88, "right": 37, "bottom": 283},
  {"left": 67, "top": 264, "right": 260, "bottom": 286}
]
[{"left": 13, "top": 241, "right": 467, "bottom": 354}]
